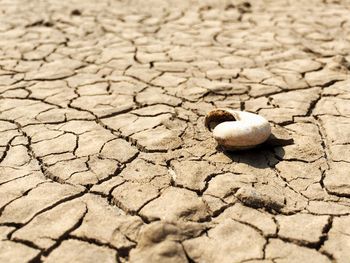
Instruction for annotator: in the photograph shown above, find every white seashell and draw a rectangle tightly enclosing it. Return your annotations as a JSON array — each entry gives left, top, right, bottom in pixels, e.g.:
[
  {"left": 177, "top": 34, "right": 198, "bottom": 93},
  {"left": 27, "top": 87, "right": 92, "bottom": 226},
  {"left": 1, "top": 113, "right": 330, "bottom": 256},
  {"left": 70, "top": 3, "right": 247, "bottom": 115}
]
[{"left": 205, "top": 109, "right": 271, "bottom": 150}]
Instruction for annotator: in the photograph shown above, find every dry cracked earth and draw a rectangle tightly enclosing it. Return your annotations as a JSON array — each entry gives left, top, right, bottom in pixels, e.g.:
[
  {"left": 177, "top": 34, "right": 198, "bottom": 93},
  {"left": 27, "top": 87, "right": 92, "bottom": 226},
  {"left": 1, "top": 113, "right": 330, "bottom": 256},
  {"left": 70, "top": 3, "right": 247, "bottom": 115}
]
[{"left": 0, "top": 0, "right": 350, "bottom": 262}]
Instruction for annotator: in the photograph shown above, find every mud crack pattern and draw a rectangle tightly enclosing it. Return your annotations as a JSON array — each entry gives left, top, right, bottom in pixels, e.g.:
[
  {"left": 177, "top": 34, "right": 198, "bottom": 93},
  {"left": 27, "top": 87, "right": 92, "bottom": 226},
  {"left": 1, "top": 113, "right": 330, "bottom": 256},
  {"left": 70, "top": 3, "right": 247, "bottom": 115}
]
[{"left": 0, "top": 0, "right": 350, "bottom": 262}]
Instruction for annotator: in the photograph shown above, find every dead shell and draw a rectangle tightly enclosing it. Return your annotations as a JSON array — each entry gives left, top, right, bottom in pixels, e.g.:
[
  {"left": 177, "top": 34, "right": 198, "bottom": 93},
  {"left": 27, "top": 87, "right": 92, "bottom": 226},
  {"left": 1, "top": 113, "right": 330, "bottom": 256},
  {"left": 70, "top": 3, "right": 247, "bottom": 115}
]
[{"left": 205, "top": 109, "right": 271, "bottom": 150}]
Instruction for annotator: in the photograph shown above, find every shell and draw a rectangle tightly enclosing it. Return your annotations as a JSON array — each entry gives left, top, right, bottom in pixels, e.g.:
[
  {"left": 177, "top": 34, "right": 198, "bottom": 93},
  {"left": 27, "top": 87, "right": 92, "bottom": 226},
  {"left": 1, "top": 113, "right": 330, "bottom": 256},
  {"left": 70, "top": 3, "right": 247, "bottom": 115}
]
[{"left": 205, "top": 109, "right": 271, "bottom": 150}]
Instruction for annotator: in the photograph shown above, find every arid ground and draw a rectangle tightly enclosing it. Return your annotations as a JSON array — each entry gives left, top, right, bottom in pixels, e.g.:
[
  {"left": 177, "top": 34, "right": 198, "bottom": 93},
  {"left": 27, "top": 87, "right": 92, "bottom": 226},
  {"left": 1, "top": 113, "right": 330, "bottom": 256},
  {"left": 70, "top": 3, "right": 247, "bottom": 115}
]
[{"left": 0, "top": 0, "right": 350, "bottom": 262}]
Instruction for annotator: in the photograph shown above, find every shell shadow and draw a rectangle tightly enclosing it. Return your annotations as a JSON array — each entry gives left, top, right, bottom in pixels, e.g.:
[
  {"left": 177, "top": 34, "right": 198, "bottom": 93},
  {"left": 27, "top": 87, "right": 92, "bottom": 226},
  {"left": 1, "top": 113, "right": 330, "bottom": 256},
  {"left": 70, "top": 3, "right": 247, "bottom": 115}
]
[{"left": 217, "top": 133, "right": 294, "bottom": 169}]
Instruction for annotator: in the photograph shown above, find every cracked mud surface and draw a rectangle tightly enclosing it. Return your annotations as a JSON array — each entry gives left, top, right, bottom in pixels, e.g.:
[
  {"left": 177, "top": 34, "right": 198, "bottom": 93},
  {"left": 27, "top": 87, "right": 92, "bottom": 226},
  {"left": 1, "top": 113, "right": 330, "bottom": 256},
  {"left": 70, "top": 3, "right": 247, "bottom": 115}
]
[{"left": 0, "top": 0, "right": 350, "bottom": 262}]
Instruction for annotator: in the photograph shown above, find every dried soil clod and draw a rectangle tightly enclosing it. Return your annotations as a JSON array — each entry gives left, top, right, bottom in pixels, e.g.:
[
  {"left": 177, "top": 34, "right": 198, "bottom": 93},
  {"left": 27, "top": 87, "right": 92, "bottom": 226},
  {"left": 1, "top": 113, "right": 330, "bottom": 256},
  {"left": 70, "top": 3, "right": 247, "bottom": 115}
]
[{"left": 205, "top": 109, "right": 271, "bottom": 150}]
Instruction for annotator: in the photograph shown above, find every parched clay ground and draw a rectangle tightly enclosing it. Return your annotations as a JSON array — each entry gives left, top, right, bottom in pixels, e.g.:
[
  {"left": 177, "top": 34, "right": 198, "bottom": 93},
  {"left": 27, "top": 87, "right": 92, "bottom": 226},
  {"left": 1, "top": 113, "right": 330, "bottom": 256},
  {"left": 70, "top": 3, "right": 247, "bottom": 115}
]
[{"left": 0, "top": 0, "right": 350, "bottom": 262}]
